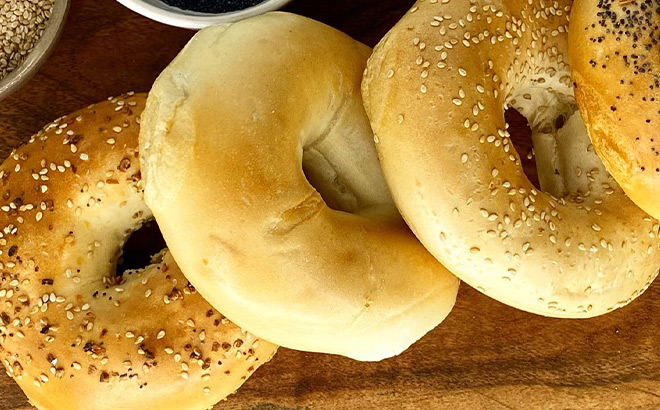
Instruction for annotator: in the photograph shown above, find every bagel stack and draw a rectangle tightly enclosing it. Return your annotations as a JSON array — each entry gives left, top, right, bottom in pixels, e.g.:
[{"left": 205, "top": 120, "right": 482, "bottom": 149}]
[{"left": 1, "top": 5, "right": 659, "bottom": 409}]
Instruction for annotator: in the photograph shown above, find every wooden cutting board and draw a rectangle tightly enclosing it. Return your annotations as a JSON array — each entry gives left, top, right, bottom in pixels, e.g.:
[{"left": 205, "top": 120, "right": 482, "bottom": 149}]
[{"left": 1, "top": 1, "right": 659, "bottom": 409}]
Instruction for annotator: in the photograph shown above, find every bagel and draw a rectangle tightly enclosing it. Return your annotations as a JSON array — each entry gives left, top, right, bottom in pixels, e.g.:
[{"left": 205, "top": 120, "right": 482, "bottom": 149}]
[
  {"left": 569, "top": 0, "right": 660, "bottom": 219},
  {"left": 0, "top": 94, "right": 277, "bottom": 410},
  {"left": 362, "top": 0, "right": 660, "bottom": 317},
  {"left": 139, "top": 12, "right": 459, "bottom": 361}
]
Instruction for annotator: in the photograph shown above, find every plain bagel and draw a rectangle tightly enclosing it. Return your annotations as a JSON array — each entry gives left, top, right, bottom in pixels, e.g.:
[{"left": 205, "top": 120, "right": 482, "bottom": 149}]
[
  {"left": 569, "top": 0, "right": 660, "bottom": 220},
  {"left": 0, "top": 94, "right": 277, "bottom": 410},
  {"left": 362, "top": 0, "right": 660, "bottom": 317},
  {"left": 139, "top": 12, "right": 459, "bottom": 361}
]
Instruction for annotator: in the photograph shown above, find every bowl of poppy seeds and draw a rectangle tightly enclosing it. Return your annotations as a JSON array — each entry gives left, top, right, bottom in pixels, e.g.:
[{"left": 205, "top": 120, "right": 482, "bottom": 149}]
[
  {"left": 116, "top": 0, "right": 292, "bottom": 29},
  {"left": 0, "top": 0, "right": 70, "bottom": 100}
]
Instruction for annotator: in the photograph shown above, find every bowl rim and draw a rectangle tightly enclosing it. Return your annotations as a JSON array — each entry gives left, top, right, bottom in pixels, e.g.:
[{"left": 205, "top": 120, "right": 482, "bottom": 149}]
[
  {"left": 115, "top": 0, "right": 292, "bottom": 29},
  {"left": 0, "top": 0, "right": 71, "bottom": 101}
]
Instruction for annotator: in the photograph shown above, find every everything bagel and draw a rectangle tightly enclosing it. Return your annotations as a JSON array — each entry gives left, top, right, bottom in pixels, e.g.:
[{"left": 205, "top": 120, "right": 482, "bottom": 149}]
[
  {"left": 0, "top": 94, "right": 277, "bottom": 410},
  {"left": 362, "top": 0, "right": 660, "bottom": 317},
  {"left": 139, "top": 12, "right": 459, "bottom": 361}
]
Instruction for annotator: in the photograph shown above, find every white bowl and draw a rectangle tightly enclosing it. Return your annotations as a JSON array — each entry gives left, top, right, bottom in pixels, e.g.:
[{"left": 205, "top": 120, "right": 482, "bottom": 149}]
[
  {"left": 116, "top": 0, "right": 292, "bottom": 29},
  {"left": 0, "top": 0, "right": 70, "bottom": 100}
]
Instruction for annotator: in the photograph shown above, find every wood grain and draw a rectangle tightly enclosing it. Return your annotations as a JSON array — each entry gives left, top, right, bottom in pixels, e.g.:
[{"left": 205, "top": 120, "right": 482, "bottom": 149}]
[{"left": 0, "top": 0, "right": 659, "bottom": 409}]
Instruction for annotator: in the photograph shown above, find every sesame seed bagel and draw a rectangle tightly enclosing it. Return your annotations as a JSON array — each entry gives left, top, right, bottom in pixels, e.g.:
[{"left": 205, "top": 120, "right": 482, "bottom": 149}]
[
  {"left": 0, "top": 93, "right": 277, "bottom": 410},
  {"left": 569, "top": 0, "right": 660, "bottom": 219},
  {"left": 362, "top": 0, "right": 660, "bottom": 317},
  {"left": 139, "top": 12, "right": 459, "bottom": 361}
]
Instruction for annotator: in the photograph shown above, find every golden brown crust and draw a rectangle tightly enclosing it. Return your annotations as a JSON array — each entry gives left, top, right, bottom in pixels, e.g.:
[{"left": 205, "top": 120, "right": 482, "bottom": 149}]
[
  {"left": 140, "top": 12, "right": 459, "bottom": 361},
  {"left": 569, "top": 0, "right": 660, "bottom": 219},
  {"left": 362, "top": 0, "right": 660, "bottom": 318},
  {"left": 0, "top": 94, "right": 277, "bottom": 410}
]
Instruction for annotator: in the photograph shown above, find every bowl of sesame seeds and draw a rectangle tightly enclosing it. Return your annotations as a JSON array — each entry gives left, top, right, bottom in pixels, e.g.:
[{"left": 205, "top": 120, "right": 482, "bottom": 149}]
[
  {"left": 0, "top": 0, "right": 70, "bottom": 101},
  {"left": 116, "top": 0, "right": 291, "bottom": 30}
]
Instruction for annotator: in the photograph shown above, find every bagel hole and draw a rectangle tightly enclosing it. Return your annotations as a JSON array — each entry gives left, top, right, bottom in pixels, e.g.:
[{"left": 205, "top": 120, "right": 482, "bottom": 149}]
[
  {"left": 505, "top": 107, "right": 541, "bottom": 191},
  {"left": 302, "top": 148, "right": 358, "bottom": 213},
  {"left": 116, "top": 220, "right": 167, "bottom": 278}
]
